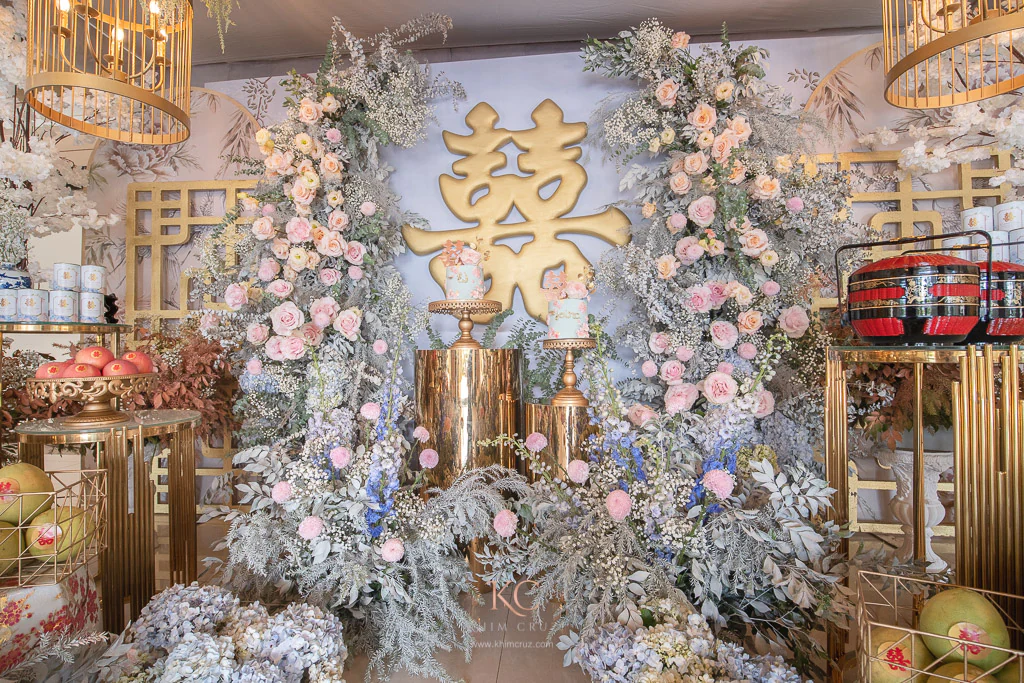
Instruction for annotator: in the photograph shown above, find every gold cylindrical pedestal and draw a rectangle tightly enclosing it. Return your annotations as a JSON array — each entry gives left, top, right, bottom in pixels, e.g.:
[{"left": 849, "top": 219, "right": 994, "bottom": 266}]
[
  {"left": 522, "top": 403, "right": 595, "bottom": 481},
  {"left": 414, "top": 348, "right": 522, "bottom": 487}
]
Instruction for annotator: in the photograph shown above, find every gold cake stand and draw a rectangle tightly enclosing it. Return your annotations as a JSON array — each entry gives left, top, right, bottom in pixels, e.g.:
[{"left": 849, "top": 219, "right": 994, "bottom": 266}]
[
  {"left": 428, "top": 299, "right": 502, "bottom": 350},
  {"left": 542, "top": 337, "right": 596, "bottom": 407}
]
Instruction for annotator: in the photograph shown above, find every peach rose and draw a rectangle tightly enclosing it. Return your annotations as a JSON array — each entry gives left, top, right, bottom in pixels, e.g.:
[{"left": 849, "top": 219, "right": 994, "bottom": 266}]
[
  {"left": 290, "top": 183, "right": 316, "bottom": 206},
  {"left": 727, "top": 160, "right": 747, "bottom": 185},
  {"left": 759, "top": 250, "right": 779, "bottom": 268},
  {"left": 709, "top": 320, "right": 739, "bottom": 349},
  {"left": 251, "top": 217, "right": 276, "bottom": 241},
  {"left": 669, "top": 172, "right": 692, "bottom": 195},
  {"left": 670, "top": 31, "right": 690, "bottom": 49},
  {"left": 318, "top": 231, "right": 346, "bottom": 258},
  {"left": 750, "top": 174, "right": 782, "bottom": 201},
  {"left": 737, "top": 309, "right": 764, "bottom": 335},
  {"left": 682, "top": 151, "right": 709, "bottom": 175},
  {"left": 655, "top": 254, "right": 680, "bottom": 280},
  {"left": 687, "top": 195, "right": 717, "bottom": 228},
  {"left": 320, "top": 153, "right": 343, "bottom": 179},
  {"left": 778, "top": 305, "right": 810, "bottom": 338},
  {"left": 739, "top": 229, "right": 770, "bottom": 257},
  {"left": 696, "top": 130, "right": 714, "bottom": 148},
  {"left": 359, "top": 201, "right": 377, "bottom": 216},
  {"left": 327, "top": 190, "right": 345, "bottom": 207},
  {"left": 321, "top": 93, "right": 340, "bottom": 114},
  {"left": 687, "top": 102, "right": 717, "bottom": 131},
  {"left": 655, "top": 79, "right": 680, "bottom": 107},
  {"left": 727, "top": 115, "right": 752, "bottom": 142},
  {"left": 297, "top": 97, "right": 323, "bottom": 124},
  {"left": 271, "top": 238, "right": 290, "bottom": 260},
  {"left": 774, "top": 155, "right": 794, "bottom": 174},
  {"left": 715, "top": 80, "right": 735, "bottom": 101},
  {"left": 711, "top": 131, "right": 739, "bottom": 165},
  {"left": 665, "top": 382, "right": 698, "bottom": 415},
  {"left": 269, "top": 301, "right": 304, "bottom": 336},
  {"left": 702, "top": 371, "right": 738, "bottom": 405},
  {"left": 287, "top": 247, "right": 310, "bottom": 272}
]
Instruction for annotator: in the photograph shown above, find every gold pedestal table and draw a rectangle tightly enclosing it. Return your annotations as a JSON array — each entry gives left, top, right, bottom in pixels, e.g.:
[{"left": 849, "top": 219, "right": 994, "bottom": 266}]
[
  {"left": 824, "top": 344, "right": 1024, "bottom": 680},
  {"left": 16, "top": 409, "right": 201, "bottom": 633},
  {"left": 522, "top": 403, "right": 594, "bottom": 481}
]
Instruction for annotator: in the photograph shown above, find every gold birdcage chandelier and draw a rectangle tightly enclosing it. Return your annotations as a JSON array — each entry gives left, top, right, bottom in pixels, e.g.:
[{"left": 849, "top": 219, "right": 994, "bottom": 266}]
[
  {"left": 883, "top": 0, "right": 1024, "bottom": 108},
  {"left": 25, "top": 0, "right": 192, "bottom": 144}
]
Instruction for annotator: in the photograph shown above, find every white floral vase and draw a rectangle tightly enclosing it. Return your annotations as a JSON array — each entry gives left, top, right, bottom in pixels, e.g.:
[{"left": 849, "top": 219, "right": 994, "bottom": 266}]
[{"left": 0, "top": 265, "right": 30, "bottom": 290}]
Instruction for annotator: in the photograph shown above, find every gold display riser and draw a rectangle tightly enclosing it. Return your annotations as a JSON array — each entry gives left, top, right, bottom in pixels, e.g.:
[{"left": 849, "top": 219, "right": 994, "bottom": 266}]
[{"left": 522, "top": 403, "right": 595, "bottom": 480}]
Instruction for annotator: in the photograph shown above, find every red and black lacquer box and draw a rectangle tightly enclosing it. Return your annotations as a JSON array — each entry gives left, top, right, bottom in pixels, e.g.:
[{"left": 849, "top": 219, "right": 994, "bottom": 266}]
[
  {"left": 847, "top": 253, "right": 981, "bottom": 345},
  {"left": 967, "top": 260, "right": 1024, "bottom": 343}
]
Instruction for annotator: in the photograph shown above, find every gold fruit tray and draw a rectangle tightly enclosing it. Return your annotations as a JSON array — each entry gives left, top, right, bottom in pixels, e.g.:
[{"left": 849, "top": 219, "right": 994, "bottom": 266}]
[
  {"left": 0, "top": 469, "right": 106, "bottom": 588},
  {"left": 26, "top": 373, "right": 158, "bottom": 426},
  {"left": 858, "top": 570, "right": 1023, "bottom": 682}
]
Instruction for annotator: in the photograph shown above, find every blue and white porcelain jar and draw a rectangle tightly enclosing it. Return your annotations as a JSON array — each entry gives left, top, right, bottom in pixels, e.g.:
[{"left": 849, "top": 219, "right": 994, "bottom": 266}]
[{"left": 0, "top": 265, "right": 31, "bottom": 290}]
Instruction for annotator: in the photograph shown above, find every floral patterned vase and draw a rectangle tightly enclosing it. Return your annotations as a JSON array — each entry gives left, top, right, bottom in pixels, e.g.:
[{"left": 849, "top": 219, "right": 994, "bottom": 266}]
[
  {"left": 0, "top": 567, "right": 101, "bottom": 676},
  {"left": 0, "top": 265, "right": 30, "bottom": 290}
]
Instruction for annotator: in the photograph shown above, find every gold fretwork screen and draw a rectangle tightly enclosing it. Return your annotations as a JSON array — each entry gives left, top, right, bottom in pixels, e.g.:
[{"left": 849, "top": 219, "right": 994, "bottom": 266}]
[
  {"left": 125, "top": 180, "right": 255, "bottom": 516},
  {"left": 812, "top": 149, "right": 1013, "bottom": 311}
]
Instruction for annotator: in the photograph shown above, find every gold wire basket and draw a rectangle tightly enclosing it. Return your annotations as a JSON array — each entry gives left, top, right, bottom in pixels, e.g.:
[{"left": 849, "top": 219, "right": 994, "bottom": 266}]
[
  {"left": 859, "top": 570, "right": 1024, "bottom": 681},
  {"left": 0, "top": 469, "right": 106, "bottom": 588},
  {"left": 26, "top": 372, "right": 157, "bottom": 426}
]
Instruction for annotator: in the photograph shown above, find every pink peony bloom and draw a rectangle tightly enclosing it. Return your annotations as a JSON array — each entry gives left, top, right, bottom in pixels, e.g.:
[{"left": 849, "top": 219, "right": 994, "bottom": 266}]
[
  {"left": 702, "top": 469, "right": 735, "bottom": 499},
  {"left": 786, "top": 196, "right": 805, "bottom": 213},
  {"left": 683, "top": 285, "right": 714, "bottom": 313},
  {"left": 664, "top": 382, "right": 698, "bottom": 415},
  {"left": 297, "top": 515, "right": 324, "bottom": 540},
  {"left": 412, "top": 426, "right": 430, "bottom": 443},
  {"left": 753, "top": 389, "right": 775, "bottom": 418},
  {"left": 702, "top": 371, "right": 739, "bottom": 405},
  {"left": 524, "top": 432, "right": 548, "bottom": 453},
  {"left": 737, "top": 342, "right": 758, "bottom": 360},
  {"left": 778, "top": 305, "right": 810, "bottom": 338},
  {"left": 716, "top": 362, "right": 734, "bottom": 375},
  {"left": 246, "top": 322, "right": 270, "bottom": 345},
  {"left": 246, "top": 358, "right": 263, "bottom": 375},
  {"left": 761, "top": 280, "right": 781, "bottom": 297},
  {"left": 460, "top": 248, "right": 483, "bottom": 265},
  {"left": 667, "top": 212, "right": 688, "bottom": 233},
  {"left": 257, "top": 258, "right": 281, "bottom": 282},
  {"left": 493, "top": 509, "right": 519, "bottom": 538},
  {"left": 706, "top": 280, "right": 729, "bottom": 309},
  {"left": 359, "top": 201, "right": 377, "bottom": 216},
  {"left": 675, "top": 346, "right": 694, "bottom": 362},
  {"left": 659, "top": 360, "right": 685, "bottom": 385},
  {"left": 563, "top": 281, "right": 589, "bottom": 299},
  {"left": 325, "top": 127, "right": 342, "bottom": 144},
  {"left": 419, "top": 448, "right": 439, "bottom": 469},
  {"left": 381, "top": 538, "right": 405, "bottom": 562},
  {"left": 271, "top": 481, "right": 292, "bottom": 503},
  {"left": 567, "top": 459, "right": 590, "bottom": 484},
  {"left": 224, "top": 283, "right": 248, "bottom": 311},
  {"left": 605, "top": 490, "right": 632, "bottom": 521},
  {"left": 709, "top": 320, "right": 739, "bottom": 349},
  {"left": 330, "top": 446, "right": 352, "bottom": 468},
  {"left": 627, "top": 404, "right": 657, "bottom": 427},
  {"left": 648, "top": 332, "right": 671, "bottom": 355},
  {"left": 372, "top": 339, "right": 389, "bottom": 355},
  {"left": 286, "top": 216, "right": 313, "bottom": 243},
  {"left": 348, "top": 266, "right": 364, "bottom": 280},
  {"left": 641, "top": 360, "right": 658, "bottom": 378},
  {"left": 261, "top": 204, "right": 276, "bottom": 216},
  {"left": 360, "top": 402, "right": 381, "bottom": 421}
]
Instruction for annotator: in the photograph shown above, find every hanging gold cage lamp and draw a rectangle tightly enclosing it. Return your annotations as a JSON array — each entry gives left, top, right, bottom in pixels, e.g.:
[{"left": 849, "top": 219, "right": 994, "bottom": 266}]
[
  {"left": 25, "top": 0, "right": 192, "bottom": 144},
  {"left": 883, "top": 0, "right": 1024, "bottom": 108}
]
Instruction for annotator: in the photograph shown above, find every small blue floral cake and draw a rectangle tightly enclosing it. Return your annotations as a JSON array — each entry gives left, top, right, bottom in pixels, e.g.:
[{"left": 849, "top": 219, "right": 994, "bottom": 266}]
[
  {"left": 445, "top": 265, "right": 484, "bottom": 300},
  {"left": 547, "top": 298, "right": 589, "bottom": 339}
]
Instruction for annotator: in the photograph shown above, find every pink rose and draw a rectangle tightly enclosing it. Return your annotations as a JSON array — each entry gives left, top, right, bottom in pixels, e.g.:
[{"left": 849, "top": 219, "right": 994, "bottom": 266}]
[
  {"left": 360, "top": 402, "right": 381, "bottom": 421},
  {"left": 348, "top": 266, "right": 364, "bottom": 280},
  {"left": 761, "top": 280, "right": 781, "bottom": 297},
  {"left": 280, "top": 335, "right": 307, "bottom": 360},
  {"left": 257, "top": 258, "right": 281, "bottom": 282},
  {"left": 702, "top": 371, "right": 739, "bottom": 405},
  {"left": 297, "top": 515, "right": 324, "bottom": 540},
  {"left": 786, "top": 196, "right": 805, "bottom": 213},
  {"left": 682, "top": 151, "right": 709, "bottom": 175},
  {"left": 706, "top": 280, "right": 729, "bottom": 309},
  {"left": 716, "top": 362, "right": 734, "bottom": 375},
  {"left": 605, "top": 490, "right": 632, "bottom": 522},
  {"left": 199, "top": 313, "right": 218, "bottom": 332},
  {"left": 737, "top": 342, "right": 758, "bottom": 360},
  {"left": 359, "top": 201, "right": 377, "bottom": 216},
  {"left": 246, "top": 358, "right": 263, "bottom": 375},
  {"left": 412, "top": 426, "right": 430, "bottom": 443},
  {"left": 271, "top": 481, "right": 292, "bottom": 503},
  {"left": 655, "top": 79, "right": 680, "bottom": 107},
  {"left": 265, "top": 336, "right": 286, "bottom": 361},
  {"left": 325, "top": 127, "right": 342, "bottom": 144},
  {"left": 330, "top": 446, "right": 352, "bottom": 468},
  {"left": 372, "top": 339, "right": 389, "bottom": 355},
  {"left": 709, "top": 320, "right": 739, "bottom": 349},
  {"left": 261, "top": 204, "right": 276, "bottom": 216},
  {"left": 309, "top": 297, "right": 340, "bottom": 329},
  {"left": 667, "top": 212, "right": 687, "bottom": 233},
  {"left": 286, "top": 217, "right": 312, "bottom": 243},
  {"left": 524, "top": 432, "right": 548, "bottom": 453},
  {"left": 674, "top": 347, "right": 693, "bottom": 362},
  {"left": 320, "top": 268, "right": 342, "bottom": 286},
  {"left": 687, "top": 195, "right": 717, "bottom": 228},
  {"left": 753, "top": 389, "right": 775, "bottom": 418},
  {"left": 778, "top": 305, "right": 810, "bottom": 338},
  {"left": 328, "top": 210, "right": 350, "bottom": 232},
  {"left": 271, "top": 238, "right": 290, "bottom": 260},
  {"left": 460, "top": 248, "right": 483, "bottom": 266},
  {"left": 567, "top": 459, "right": 590, "bottom": 484},
  {"left": 493, "top": 509, "right": 518, "bottom": 538},
  {"left": 419, "top": 449, "right": 439, "bottom": 469},
  {"left": 333, "top": 307, "right": 362, "bottom": 341},
  {"left": 224, "top": 283, "right": 248, "bottom": 311},
  {"left": 737, "top": 309, "right": 764, "bottom": 335},
  {"left": 318, "top": 231, "right": 345, "bottom": 258},
  {"left": 659, "top": 360, "right": 685, "bottom": 385},
  {"left": 627, "top": 404, "right": 657, "bottom": 427},
  {"left": 344, "top": 241, "right": 366, "bottom": 265},
  {"left": 669, "top": 172, "right": 692, "bottom": 195},
  {"left": 687, "top": 102, "right": 717, "bottom": 130},
  {"left": 270, "top": 301, "right": 304, "bottom": 336},
  {"left": 649, "top": 332, "right": 671, "bottom": 355},
  {"left": 664, "top": 382, "right": 698, "bottom": 415},
  {"left": 641, "top": 360, "right": 658, "bottom": 378},
  {"left": 739, "top": 229, "right": 770, "bottom": 258},
  {"left": 266, "top": 279, "right": 294, "bottom": 299},
  {"left": 295, "top": 323, "right": 324, "bottom": 347},
  {"left": 702, "top": 469, "right": 735, "bottom": 499},
  {"left": 381, "top": 538, "right": 405, "bottom": 562},
  {"left": 683, "top": 285, "right": 714, "bottom": 313},
  {"left": 251, "top": 216, "right": 276, "bottom": 240}
]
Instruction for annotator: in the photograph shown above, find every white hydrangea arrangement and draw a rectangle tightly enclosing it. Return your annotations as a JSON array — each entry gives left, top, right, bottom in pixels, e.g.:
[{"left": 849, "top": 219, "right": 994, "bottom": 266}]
[
  {"left": 91, "top": 583, "right": 348, "bottom": 682},
  {"left": 582, "top": 21, "right": 865, "bottom": 465}
]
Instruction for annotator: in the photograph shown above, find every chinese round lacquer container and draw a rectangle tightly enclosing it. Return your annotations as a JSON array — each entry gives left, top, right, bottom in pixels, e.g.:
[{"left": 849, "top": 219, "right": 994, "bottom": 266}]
[
  {"left": 847, "top": 253, "right": 981, "bottom": 345},
  {"left": 968, "top": 260, "right": 1024, "bottom": 343}
]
